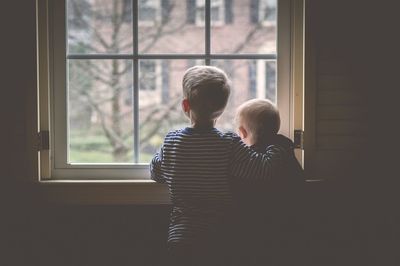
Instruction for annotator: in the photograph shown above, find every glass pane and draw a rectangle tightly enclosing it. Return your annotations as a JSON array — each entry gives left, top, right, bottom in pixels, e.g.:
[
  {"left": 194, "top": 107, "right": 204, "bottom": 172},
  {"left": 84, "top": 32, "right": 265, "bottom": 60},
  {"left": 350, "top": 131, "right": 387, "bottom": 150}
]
[
  {"left": 138, "top": 0, "right": 205, "bottom": 54},
  {"left": 67, "top": 0, "right": 133, "bottom": 54},
  {"left": 211, "top": 0, "right": 277, "bottom": 54},
  {"left": 211, "top": 60, "right": 277, "bottom": 132},
  {"left": 68, "top": 59, "right": 134, "bottom": 163},
  {"left": 138, "top": 60, "right": 205, "bottom": 163}
]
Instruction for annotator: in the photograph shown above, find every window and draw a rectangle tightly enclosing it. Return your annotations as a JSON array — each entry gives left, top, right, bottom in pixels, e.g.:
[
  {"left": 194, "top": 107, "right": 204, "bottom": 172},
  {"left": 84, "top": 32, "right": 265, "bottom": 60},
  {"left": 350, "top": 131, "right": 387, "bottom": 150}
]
[
  {"left": 138, "top": 0, "right": 161, "bottom": 25},
  {"left": 195, "top": 0, "right": 225, "bottom": 26},
  {"left": 139, "top": 61, "right": 159, "bottom": 91},
  {"left": 259, "top": 0, "right": 277, "bottom": 25},
  {"left": 258, "top": 60, "right": 276, "bottom": 101},
  {"left": 248, "top": 60, "right": 276, "bottom": 102},
  {"left": 139, "top": 60, "right": 169, "bottom": 104},
  {"left": 250, "top": 0, "right": 276, "bottom": 26},
  {"left": 39, "top": 0, "right": 298, "bottom": 181}
]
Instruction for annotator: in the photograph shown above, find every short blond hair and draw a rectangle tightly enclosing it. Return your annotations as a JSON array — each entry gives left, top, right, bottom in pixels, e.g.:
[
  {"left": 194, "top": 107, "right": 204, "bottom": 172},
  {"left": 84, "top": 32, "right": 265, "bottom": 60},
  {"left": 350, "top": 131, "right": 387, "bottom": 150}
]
[
  {"left": 182, "top": 66, "right": 231, "bottom": 121},
  {"left": 236, "top": 99, "right": 280, "bottom": 144}
]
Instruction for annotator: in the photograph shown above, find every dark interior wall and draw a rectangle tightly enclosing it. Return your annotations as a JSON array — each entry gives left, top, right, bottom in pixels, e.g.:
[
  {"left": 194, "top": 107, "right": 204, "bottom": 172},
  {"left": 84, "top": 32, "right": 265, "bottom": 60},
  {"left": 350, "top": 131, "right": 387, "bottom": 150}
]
[
  {"left": 1, "top": 1, "right": 397, "bottom": 266},
  {"left": 305, "top": 0, "right": 369, "bottom": 180},
  {"left": 305, "top": 1, "right": 398, "bottom": 265},
  {"left": 6, "top": 204, "right": 171, "bottom": 266}
]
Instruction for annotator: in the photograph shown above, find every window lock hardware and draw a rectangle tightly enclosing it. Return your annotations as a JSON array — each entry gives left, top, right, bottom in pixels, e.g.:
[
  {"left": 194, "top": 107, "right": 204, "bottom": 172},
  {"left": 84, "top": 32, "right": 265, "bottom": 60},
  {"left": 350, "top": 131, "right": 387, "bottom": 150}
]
[
  {"left": 37, "top": 131, "right": 49, "bottom": 151},
  {"left": 294, "top": 129, "right": 304, "bottom": 150}
]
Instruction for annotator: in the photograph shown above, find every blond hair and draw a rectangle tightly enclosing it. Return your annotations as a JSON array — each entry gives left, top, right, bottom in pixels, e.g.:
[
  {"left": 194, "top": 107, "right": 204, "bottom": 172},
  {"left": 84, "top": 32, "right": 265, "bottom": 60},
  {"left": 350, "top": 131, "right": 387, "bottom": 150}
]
[
  {"left": 236, "top": 99, "right": 280, "bottom": 144},
  {"left": 182, "top": 66, "right": 231, "bottom": 121}
]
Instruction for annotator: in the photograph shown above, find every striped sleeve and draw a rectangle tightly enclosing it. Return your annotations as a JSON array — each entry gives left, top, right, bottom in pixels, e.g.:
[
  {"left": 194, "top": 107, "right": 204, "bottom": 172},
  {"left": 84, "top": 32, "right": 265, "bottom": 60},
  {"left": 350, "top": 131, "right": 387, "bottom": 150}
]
[
  {"left": 229, "top": 134, "right": 286, "bottom": 181},
  {"left": 150, "top": 147, "right": 166, "bottom": 183}
]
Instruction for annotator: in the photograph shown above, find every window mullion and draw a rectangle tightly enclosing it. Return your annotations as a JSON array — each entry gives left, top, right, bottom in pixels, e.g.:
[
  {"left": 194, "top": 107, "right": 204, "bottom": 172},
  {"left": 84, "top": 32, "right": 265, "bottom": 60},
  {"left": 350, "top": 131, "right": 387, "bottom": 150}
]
[
  {"left": 133, "top": 0, "right": 139, "bottom": 163},
  {"left": 205, "top": 0, "right": 211, "bottom": 64},
  {"left": 66, "top": 54, "right": 278, "bottom": 60}
]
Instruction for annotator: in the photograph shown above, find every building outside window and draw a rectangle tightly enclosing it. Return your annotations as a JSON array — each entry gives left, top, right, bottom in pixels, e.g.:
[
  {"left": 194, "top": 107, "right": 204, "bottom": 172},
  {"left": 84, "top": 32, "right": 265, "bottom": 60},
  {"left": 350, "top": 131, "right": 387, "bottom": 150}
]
[
  {"left": 138, "top": 0, "right": 161, "bottom": 25},
  {"left": 195, "top": 0, "right": 226, "bottom": 26},
  {"left": 259, "top": 0, "right": 277, "bottom": 25}
]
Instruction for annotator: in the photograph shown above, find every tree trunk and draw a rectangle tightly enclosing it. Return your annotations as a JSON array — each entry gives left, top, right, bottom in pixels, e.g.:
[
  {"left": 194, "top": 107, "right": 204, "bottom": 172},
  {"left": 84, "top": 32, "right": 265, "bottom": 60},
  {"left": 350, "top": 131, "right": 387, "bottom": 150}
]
[{"left": 110, "top": 59, "right": 128, "bottom": 162}]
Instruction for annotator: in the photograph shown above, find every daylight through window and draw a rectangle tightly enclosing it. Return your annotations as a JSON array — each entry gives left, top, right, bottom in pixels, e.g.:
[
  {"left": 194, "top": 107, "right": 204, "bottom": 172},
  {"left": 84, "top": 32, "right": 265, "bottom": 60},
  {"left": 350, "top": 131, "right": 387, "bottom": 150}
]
[{"left": 60, "top": 0, "right": 279, "bottom": 167}]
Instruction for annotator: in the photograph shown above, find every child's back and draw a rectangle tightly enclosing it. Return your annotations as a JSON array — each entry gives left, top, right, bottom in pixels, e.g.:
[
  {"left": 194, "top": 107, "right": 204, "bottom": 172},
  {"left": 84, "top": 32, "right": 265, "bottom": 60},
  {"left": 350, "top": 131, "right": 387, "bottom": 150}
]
[
  {"left": 150, "top": 67, "right": 289, "bottom": 266},
  {"left": 151, "top": 127, "right": 288, "bottom": 265},
  {"left": 155, "top": 127, "right": 233, "bottom": 246}
]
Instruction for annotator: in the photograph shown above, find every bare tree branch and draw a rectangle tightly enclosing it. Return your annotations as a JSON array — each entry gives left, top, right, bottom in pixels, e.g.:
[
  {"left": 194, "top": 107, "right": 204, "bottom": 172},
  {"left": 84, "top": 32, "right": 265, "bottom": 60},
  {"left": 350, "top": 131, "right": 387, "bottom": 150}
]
[{"left": 232, "top": 24, "right": 263, "bottom": 53}]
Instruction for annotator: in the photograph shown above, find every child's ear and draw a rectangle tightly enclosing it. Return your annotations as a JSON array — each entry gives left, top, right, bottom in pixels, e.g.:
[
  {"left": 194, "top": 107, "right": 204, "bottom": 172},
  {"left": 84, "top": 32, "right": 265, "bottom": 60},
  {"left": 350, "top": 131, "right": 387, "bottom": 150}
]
[
  {"left": 182, "top": 98, "right": 190, "bottom": 113},
  {"left": 238, "top": 126, "right": 248, "bottom": 139}
]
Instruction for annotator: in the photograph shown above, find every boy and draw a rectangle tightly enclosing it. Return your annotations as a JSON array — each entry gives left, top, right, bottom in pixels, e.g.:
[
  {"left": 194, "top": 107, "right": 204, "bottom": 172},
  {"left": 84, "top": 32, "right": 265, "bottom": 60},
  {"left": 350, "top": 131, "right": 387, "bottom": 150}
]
[
  {"left": 235, "top": 98, "right": 304, "bottom": 185},
  {"left": 150, "top": 66, "right": 291, "bottom": 266},
  {"left": 232, "top": 98, "right": 305, "bottom": 265}
]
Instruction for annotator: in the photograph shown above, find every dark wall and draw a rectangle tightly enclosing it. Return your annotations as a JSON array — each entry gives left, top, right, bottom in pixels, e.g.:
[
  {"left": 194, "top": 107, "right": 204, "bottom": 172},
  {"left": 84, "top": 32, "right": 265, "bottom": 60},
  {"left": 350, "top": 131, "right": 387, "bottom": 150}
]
[
  {"left": 305, "top": 0, "right": 369, "bottom": 180},
  {"left": 5, "top": 204, "right": 171, "bottom": 266},
  {"left": 1, "top": 1, "right": 397, "bottom": 266}
]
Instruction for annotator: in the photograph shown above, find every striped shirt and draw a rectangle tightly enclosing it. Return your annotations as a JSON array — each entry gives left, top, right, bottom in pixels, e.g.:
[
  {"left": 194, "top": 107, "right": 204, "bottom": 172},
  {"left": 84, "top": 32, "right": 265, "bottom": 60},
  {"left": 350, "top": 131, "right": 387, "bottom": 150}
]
[{"left": 150, "top": 127, "right": 286, "bottom": 246}]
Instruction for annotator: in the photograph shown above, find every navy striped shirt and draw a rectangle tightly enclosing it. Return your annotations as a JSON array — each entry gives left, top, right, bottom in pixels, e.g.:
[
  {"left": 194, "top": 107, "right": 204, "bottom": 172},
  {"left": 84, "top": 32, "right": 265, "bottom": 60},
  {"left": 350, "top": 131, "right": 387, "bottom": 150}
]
[{"left": 150, "top": 127, "right": 286, "bottom": 246}]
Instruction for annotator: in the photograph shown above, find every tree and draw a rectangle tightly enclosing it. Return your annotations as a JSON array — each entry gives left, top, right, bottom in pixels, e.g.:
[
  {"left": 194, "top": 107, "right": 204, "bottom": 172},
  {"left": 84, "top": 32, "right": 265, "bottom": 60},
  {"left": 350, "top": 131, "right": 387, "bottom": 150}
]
[{"left": 67, "top": 0, "right": 274, "bottom": 162}]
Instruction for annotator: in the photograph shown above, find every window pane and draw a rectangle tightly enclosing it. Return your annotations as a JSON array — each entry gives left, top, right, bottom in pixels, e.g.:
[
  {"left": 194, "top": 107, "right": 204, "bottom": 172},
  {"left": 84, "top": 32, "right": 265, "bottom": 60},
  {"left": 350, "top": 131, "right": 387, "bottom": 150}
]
[
  {"left": 68, "top": 59, "right": 134, "bottom": 163},
  {"left": 138, "top": 0, "right": 205, "bottom": 54},
  {"left": 138, "top": 60, "right": 204, "bottom": 163},
  {"left": 67, "top": 0, "right": 133, "bottom": 54},
  {"left": 211, "top": 0, "right": 276, "bottom": 54},
  {"left": 210, "top": 60, "right": 277, "bottom": 132}
]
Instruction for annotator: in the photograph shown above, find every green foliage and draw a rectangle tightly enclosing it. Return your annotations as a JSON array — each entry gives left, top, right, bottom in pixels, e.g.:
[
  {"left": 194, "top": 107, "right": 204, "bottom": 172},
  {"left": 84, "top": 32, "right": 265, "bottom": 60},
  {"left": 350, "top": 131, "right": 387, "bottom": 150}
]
[{"left": 69, "top": 130, "right": 134, "bottom": 163}]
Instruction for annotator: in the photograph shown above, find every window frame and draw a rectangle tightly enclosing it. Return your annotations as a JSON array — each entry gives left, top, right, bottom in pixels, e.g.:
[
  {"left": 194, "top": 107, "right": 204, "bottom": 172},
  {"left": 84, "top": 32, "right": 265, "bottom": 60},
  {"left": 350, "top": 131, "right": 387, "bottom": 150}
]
[{"left": 36, "top": 0, "right": 305, "bottom": 203}]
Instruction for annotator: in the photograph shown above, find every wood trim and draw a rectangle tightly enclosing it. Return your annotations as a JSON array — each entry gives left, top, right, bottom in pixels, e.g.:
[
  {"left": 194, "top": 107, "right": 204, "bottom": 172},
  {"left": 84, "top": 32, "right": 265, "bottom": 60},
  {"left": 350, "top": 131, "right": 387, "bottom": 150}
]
[
  {"left": 303, "top": 0, "right": 317, "bottom": 179},
  {"left": 33, "top": 0, "right": 311, "bottom": 204},
  {"left": 36, "top": 179, "right": 324, "bottom": 205},
  {"left": 37, "top": 0, "right": 51, "bottom": 179},
  {"left": 291, "top": 0, "right": 304, "bottom": 166}
]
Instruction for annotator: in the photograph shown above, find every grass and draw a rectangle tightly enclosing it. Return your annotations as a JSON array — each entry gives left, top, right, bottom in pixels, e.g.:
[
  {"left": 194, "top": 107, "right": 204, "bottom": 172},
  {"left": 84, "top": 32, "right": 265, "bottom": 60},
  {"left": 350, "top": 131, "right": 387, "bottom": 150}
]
[{"left": 69, "top": 130, "right": 157, "bottom": 164}]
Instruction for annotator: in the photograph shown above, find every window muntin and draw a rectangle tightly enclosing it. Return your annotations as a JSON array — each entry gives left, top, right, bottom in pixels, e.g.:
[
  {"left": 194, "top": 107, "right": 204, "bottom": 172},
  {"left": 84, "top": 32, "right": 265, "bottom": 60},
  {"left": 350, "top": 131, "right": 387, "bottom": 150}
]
[{"left": 49, "top": 0, "right": 290, "bottom": 179}]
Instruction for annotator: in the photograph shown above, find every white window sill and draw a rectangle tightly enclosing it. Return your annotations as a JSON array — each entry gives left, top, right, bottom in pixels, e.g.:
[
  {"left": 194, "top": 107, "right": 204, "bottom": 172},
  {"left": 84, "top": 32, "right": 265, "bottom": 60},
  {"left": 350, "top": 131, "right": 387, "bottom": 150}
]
[{"left": 35, "top": 179, "right": 323, "bottom": 205}]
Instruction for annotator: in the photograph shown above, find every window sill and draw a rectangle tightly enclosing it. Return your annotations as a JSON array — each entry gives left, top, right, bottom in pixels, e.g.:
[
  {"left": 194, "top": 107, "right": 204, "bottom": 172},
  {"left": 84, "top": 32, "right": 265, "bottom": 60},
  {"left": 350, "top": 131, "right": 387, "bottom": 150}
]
[
  {"left": 36, "top": 179, "right": 171, "bottom": 205},
  {"left": 35, "top": 179, "right": 324, "bottom": 205}
]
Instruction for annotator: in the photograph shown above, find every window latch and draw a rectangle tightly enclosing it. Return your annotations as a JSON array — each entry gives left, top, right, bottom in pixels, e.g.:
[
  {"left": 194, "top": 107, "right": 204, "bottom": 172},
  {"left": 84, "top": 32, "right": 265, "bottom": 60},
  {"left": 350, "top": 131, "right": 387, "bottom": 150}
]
[
  {"left": 37, "top": 131, "right": 49, "bottom": 151},
  {"left": 294, "top": 130, "right": 304, "bottom": 150}
]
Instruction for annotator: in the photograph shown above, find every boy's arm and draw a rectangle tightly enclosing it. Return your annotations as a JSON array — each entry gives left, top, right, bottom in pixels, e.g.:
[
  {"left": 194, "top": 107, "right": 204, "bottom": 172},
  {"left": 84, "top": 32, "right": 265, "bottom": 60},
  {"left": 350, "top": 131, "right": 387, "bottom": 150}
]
[
  {"left": 150, "top": 147, "right": 166, "bottom": 184},
  {"left": 229, "top": 134, "right": 287, "bottom": 181}
]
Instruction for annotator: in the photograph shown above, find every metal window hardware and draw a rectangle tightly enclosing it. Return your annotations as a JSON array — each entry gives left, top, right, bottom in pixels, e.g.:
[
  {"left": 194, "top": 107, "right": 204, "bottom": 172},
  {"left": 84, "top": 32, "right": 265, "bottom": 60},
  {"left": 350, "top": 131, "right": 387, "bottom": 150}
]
[
  {"left": 294, "top": 129, "right": 304, "bottom": 150},
  {"left": 37, "top": 131, "right": 49, "bottom": 151}
]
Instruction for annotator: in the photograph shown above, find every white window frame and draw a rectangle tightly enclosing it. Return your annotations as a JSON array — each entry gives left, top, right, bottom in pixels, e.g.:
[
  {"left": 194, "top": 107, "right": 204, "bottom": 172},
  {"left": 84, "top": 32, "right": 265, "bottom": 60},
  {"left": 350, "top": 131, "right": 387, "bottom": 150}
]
[{"left": 35, "top": 0, "right": 304, "bottom": 204}]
